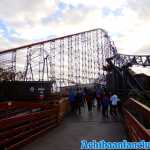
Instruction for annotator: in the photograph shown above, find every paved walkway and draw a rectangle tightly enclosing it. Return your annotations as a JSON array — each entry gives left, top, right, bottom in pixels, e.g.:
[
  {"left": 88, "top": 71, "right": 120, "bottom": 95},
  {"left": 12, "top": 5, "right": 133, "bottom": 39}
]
[{"left": 23, "top": 107, "right": 127, "bottom": 150}]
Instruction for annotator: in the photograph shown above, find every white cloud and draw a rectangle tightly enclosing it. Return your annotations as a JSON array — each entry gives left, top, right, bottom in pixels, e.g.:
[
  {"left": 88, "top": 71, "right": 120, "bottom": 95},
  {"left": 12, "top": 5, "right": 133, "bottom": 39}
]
[
  {"left": 0, "top": 37, "right": 14, "bottom": 50},
  {"left": 132, "top": 66, "right": 150, "bottom": 76},
  {"left": 0, "top": 0, "right": 149, "bottom": 57},
  {"left": 0, "top": 0, "right": 59, "bottom": 23},
  {"left": 60, "top": 0, "right": 125, "bottom": 10},
  {"left": 127, "top": 0, "right": 150, "bottom": 19},
  {"left": 0, "top": 0, "right": 60, "bottom": 49}
]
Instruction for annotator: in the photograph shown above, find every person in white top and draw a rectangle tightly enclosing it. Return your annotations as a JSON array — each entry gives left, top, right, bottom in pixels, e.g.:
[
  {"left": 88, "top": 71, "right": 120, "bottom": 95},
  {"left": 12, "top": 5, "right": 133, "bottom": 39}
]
[{"left": 110, "top": 94, "right": 119, "bottom": 116}]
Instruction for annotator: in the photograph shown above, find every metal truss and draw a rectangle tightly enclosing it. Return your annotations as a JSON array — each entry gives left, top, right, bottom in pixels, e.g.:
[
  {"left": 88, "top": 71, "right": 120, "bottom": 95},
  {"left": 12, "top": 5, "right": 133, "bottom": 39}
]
[
  {"left": 0, "top": 28, "right": 115, "bottom": 89},
  {"left": 106, "top": 52, "right": 150, "bottom": 98},
  {"left": 109, "top": 53, "right": 150, "bottom": 67}
]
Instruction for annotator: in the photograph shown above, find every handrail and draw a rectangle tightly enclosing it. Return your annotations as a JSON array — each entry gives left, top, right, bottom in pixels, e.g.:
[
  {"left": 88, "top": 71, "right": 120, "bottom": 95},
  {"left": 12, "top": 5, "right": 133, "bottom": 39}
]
[
  {"left": 124, "top": 98, "right": 150, "bottom": 121},
  {"left": 0, "top": 102, "right": 58, "bottom": 149},
  {"left": 0, "top": 101, "right": 52, "bottom": 111},
  {"left": 123, "top": 98, "right": 150, "bottom": 141},
  {"left": 0, "top": 98, "right": 70, "bottom": 149}
]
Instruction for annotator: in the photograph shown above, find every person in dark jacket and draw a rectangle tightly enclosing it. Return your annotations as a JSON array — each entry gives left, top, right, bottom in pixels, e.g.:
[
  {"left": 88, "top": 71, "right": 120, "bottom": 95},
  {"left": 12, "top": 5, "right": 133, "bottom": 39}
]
[
  {"left": 75, "top": 88, "right": 83, "bottom": 114},
  {"left": 96, "top": 88, "right": 102, "bottom": 111},
  {"left": 68, "top": 88, "right": 76, "bottom": 113},
  {"left": 84, "top": 88, "right": 93, "bottom": 112},
  {"left": 101, "top": 92, "right": 110, "bottom": 118}
]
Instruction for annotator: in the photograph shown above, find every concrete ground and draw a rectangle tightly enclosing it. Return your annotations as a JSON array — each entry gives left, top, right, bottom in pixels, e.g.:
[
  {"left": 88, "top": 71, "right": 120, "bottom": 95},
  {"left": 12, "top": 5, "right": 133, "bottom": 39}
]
[{"left": 23, "top": 107, "right": 127, "bottom": 150}]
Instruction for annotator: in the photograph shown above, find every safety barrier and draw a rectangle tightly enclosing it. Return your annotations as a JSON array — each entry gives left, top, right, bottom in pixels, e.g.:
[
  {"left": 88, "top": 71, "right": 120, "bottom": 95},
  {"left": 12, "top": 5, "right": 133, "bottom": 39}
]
[
  {"left": 123, "top": 98, "right": 150, "bottom": 141},
  {"left": 0, "top": 98, "right": 70, "bottom": 150},
  {"left": 57, "top": 98, "right": 71, "bottom": 123},
  {"left": 45, "top": 97, "right": 71, "bottom": 123}
]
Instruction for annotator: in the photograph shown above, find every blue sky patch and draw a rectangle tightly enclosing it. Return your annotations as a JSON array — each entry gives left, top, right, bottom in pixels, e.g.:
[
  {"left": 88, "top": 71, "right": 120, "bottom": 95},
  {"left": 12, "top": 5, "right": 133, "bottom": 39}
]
[
  {"left": 102, "top": 7, "right": 122, "bottom": 16},
  {"left": 0, "top": 19, "right": 19, "bottom": 41}
]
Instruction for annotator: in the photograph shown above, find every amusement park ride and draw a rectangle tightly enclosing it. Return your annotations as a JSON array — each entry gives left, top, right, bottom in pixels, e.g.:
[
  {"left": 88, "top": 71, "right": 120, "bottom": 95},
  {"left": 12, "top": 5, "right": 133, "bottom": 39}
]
[
  {"left": 0, "top": 28, "right": 149, "bottom": 149},
  {"left": 0, "top": 28, "right": 149, "bottom": 100}
]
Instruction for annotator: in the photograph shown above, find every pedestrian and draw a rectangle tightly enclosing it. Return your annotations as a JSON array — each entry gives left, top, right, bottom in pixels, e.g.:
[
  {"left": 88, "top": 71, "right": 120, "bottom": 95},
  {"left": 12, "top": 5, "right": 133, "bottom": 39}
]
[
  {"left": 84, "top": 88, "right": 93, "bottom": 112},
  {"left": 95, "top": 88, "right": 102, "bottom": 111},
  {"left": 109, "top": 92, "right": 113, "bottom": 116},
  {"left": 101, "top": 91, "right": 110, "bottom": 118},
  {"left": 110, "top": 93, "right": 120, "bottom": 116},
  {"left": 75, "top": 88, "right": 83, "bottom": 114},
  {"left": 82, "top": 87, "right": 87, "bottom": 106},
  {"left": 68, "top": 88, "right": 76, "bottom": 113}
]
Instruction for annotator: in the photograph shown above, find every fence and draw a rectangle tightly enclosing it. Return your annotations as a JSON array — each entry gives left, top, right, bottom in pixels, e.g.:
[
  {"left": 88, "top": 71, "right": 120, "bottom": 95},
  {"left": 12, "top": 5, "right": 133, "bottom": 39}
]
[
  {"left": 123, "top": 98, "right": 150, "bottom": 141},
  {"left": 0, "top": 98, "right": 70, "bottom": 150}
]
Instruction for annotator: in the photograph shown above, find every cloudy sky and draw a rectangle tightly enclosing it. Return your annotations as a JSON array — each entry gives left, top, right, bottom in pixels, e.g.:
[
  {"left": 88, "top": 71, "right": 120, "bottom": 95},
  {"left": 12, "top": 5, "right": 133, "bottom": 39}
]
[{"left": 0, "top": 0, "right": 150, "bottom": 56}]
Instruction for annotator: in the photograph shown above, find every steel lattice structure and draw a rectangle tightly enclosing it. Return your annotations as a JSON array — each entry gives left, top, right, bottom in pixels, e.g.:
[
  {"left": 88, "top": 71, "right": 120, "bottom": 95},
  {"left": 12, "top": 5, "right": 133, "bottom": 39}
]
[
  {"left": 1, "top": 28, "right": 149, "bottom": 91},
  {"left": 109, "top": 53, "right": 150, "bottom": 67},
  {"left": 106, "top": 52, "right": 150, "bottom": 97},
  {"left": 0, "top": 28, "right": 116, "bottom": 89}
]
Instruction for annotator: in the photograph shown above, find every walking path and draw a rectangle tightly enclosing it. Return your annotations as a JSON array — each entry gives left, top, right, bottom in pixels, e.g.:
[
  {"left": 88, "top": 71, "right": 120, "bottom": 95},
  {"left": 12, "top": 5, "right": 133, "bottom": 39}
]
[{"left": 23, "top": 107, "right": 127, "bottom": 150}]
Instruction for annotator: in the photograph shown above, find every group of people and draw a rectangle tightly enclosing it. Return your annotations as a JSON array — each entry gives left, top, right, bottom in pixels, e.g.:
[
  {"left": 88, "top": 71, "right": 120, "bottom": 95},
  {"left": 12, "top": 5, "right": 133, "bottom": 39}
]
[{"left": 68, "top": 87, "right": 120, "bottom": 118}]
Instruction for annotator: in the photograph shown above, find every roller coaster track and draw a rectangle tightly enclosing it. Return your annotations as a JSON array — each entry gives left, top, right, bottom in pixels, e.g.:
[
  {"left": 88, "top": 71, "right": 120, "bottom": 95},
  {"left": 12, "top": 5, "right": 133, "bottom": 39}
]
[
  {"left": 0, "top": 28, "right": 149, "bottom": 92},
  {"left": 0, "top": 29, "right": 150, "bottom": 149},
  {"left": 106, "top": 48, "right": 150, "bottom": 99},
  {"left": 0, "top": 28, "right": 115, "bottom": 86},
  {"left": 109, "top": 53, "right": 150, "bottom": 67}
]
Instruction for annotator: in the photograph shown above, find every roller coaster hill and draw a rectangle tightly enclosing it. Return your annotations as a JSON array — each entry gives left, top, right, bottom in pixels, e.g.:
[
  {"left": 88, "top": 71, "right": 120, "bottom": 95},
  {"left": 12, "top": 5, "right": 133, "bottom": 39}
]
[{"left": 0, "top": 28, "right": 150, "bottom": 149}]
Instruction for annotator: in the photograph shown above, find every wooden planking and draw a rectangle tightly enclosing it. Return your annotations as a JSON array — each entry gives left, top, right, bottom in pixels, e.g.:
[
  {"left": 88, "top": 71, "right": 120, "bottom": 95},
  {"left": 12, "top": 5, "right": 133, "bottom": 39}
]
[
  {"left": 0, "top": 103, "right": 58, "bottom": 150},
  {"left": 0, "top": 97, "right": 71, "bottom": 149},
  {"left": 123, "top": 98, "right": 150, "bottom": 141}
]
